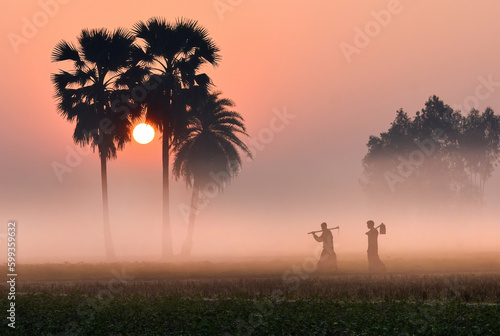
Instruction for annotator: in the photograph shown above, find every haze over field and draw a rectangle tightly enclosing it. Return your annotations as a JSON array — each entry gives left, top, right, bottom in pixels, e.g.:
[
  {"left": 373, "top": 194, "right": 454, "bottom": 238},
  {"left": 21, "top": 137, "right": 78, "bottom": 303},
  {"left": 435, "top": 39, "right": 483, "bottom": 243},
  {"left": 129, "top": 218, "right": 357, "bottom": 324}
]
[{"left": 2, "top": 0, "right": 500, "bottom": 263}]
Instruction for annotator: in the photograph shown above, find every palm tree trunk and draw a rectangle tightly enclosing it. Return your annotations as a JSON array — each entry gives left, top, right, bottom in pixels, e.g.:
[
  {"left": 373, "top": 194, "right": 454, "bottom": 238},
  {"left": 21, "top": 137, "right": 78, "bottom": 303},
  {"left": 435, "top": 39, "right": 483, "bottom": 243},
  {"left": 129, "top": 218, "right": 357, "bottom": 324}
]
[
  {"left": 181, "top": 183, "right": 199, "bottom": 257},
  {"left": 162, "top": 126, "right": 173, "bottom": 258},
  {"left": 100, "top": 154, "right": 116, "bottom": 260}
]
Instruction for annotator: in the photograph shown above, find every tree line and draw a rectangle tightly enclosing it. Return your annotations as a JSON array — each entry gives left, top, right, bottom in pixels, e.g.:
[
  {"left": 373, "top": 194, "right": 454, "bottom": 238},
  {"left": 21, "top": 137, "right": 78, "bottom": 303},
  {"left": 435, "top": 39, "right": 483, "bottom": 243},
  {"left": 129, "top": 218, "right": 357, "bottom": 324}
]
[
  {"left": 51, "top": 17, "right": 252, "bottom": 260},
  {"left": 362, "top": 95, "right": 500, "bottom": 209}
]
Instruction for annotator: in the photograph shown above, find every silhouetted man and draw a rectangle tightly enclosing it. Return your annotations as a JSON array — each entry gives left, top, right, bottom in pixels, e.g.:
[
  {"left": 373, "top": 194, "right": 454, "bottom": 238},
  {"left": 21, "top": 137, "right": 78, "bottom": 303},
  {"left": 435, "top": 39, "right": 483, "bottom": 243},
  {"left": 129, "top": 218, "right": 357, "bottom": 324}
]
[
  {"left": 312, "top": 222, "right": 337, "bottom": 272},
  {"left": 366, "top": 220, "right": 386, "bottom": 272}
]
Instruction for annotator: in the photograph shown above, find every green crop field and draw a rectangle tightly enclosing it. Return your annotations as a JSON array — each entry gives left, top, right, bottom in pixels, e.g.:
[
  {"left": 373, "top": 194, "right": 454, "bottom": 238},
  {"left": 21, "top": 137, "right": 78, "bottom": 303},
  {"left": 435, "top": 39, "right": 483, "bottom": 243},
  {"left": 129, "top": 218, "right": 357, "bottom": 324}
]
[
  {"left": 2, "top": 257, "right": 500, "bottom": 335},
  {"left": 4, "top": 294, "right": 500, "bottom": 335}
]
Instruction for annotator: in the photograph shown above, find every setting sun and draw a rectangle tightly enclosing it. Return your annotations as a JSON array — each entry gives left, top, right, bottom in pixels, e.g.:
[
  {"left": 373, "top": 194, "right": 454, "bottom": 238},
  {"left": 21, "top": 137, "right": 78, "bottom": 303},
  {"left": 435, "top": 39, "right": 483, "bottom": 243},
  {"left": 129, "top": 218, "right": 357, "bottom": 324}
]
[{"left": 133, "top": 123, "right": 155, "bottom": 144}]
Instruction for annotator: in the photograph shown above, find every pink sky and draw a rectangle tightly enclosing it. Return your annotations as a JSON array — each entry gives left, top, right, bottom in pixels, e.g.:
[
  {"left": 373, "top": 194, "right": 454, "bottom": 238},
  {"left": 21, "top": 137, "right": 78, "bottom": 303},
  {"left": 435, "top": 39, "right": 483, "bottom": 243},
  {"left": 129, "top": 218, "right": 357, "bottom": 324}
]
[{"left": 1, "top": 0, "right": 500, "bottom": 262}]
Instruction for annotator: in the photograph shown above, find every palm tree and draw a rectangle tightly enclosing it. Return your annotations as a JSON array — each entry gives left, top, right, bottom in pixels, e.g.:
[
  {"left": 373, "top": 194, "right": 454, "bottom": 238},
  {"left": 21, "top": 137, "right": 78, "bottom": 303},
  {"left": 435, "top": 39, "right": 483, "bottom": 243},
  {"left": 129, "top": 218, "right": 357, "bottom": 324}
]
[
  {"left": 132, "top": 17, "right": 221, "bottom": 258},
  {"left": 51, "top": 28, "right": 139, "bottom": 260},
  {"left": 173, "top": 91, "right": 252, "bottom": 256}
]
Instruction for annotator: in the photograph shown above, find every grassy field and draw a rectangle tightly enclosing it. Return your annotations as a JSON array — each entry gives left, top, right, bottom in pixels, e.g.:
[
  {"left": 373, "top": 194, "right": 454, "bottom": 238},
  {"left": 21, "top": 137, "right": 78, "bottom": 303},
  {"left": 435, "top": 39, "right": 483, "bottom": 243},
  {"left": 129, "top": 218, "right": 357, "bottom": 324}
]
[
  {"left": 4, "top": 294, "right": 499, "bottom": 335},
  {"left": 2, "top": 255, "right": 500, "bottom": 335}
]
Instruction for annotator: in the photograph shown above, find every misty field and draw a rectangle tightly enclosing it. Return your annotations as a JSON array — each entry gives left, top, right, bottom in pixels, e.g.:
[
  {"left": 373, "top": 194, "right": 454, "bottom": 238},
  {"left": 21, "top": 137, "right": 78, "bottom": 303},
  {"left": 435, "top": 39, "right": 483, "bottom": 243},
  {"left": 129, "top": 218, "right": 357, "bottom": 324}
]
[{"left": 3, "top": 256, "right": 500, "bottom": 335}]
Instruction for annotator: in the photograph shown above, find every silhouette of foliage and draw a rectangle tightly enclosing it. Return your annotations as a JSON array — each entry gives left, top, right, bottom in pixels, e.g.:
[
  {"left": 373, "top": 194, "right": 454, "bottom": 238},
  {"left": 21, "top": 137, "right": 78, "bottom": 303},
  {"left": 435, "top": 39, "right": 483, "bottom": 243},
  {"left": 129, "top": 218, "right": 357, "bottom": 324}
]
[
  {"left": 173, "top": 91, "right": 252, "bottom": 256},
  {"left": 51, "top": 28, "right": 139, "bottom": 259},
  {"left": 362, "top": 96, "right": 500, "bottom": 207},
  {"left": 131, "top": 17, "right": 221, "bottom": 258}
]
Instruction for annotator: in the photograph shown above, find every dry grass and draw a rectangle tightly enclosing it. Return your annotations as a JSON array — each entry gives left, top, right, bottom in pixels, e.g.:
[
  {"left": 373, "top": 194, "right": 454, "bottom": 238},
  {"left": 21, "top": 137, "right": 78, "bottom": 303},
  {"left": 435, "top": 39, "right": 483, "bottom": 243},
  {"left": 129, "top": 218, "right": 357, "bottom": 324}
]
[
  {"left": 12, "top": 273, "right": 500, "bottom": 302},
  {"left": 4, "top": 254, "right": 500, "bottom": 302}
]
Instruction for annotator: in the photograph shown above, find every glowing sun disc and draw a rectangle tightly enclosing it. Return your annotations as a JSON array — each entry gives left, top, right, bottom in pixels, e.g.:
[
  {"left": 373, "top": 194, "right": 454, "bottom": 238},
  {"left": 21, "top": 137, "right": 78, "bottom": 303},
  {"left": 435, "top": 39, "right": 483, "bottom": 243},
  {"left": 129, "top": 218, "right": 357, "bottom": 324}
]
[{"left": 133, "top": 123, "right": 155, "bottom": 144}]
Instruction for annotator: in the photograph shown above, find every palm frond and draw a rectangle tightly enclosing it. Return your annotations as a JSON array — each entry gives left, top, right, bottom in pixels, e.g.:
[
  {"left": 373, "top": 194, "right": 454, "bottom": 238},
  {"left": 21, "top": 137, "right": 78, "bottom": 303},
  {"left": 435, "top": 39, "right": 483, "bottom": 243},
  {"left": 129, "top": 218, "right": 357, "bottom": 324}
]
[
  {"left": 51, "top": 40, "right": 81, "bottom": 64},
  {"left": 173, "top": 90, "right": 252, "bottom": 189},
  {"left": 52, "top": 27, "right": 138, "bottom": 160},
  {"left": 52, "top": 71, "right": 73, "bottom": 96},
  {"left": 79, "top": 28, "right": 111, "bottom": 66},
  {"left": 108, "top": 28, "right": 136, "bottom": 72}
]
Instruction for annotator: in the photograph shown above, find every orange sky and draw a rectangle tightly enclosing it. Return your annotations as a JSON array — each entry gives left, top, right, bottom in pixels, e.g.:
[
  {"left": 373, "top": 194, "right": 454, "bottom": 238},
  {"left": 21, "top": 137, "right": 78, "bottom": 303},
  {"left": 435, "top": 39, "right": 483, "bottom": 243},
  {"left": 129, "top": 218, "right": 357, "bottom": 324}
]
[{"left": 2, "top": 0, "right": 500, "bottom": 262}]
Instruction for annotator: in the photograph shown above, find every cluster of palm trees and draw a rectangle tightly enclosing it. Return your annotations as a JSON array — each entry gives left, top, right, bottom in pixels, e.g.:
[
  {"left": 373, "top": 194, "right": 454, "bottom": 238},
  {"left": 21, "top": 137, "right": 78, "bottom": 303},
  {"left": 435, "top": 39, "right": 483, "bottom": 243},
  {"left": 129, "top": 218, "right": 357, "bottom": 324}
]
[{"left": 51, "top": 17, "right": 252, "bottom": 260}]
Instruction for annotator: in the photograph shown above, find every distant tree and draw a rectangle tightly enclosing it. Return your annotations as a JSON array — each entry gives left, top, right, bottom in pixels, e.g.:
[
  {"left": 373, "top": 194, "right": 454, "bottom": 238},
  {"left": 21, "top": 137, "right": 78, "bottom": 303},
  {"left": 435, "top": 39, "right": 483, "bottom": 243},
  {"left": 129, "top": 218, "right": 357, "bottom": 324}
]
[
  {"left": 173, "top": 91, "right": 252, "bottom": 256},
  {"left": 132, "top": 17, "right": 221, "bottom": 258},
  {"left": 362, "top": 96, "right": 500, "bottom": 207},
  {"left": 51, "top": 28, "right": 139, "bottom": 260},
  {"left": 460, "top": 108, "right": 500, "bottom": 203},
  {"left": 362, "top": 109, "right": 415, "bottom": 196}
]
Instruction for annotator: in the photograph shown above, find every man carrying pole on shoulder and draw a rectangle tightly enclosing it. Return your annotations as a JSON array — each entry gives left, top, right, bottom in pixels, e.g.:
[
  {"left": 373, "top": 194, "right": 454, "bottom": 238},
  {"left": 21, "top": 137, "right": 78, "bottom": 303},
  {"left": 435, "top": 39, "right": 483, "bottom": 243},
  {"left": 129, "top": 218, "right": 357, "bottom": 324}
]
[{"left": 309, "top": 222, "right": 338, "bottom": 272}]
